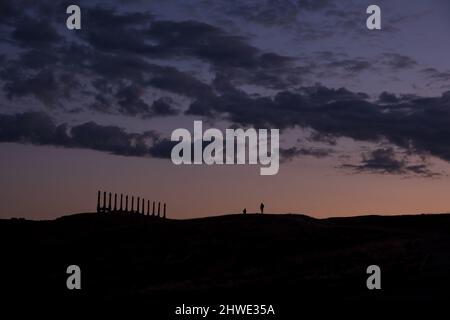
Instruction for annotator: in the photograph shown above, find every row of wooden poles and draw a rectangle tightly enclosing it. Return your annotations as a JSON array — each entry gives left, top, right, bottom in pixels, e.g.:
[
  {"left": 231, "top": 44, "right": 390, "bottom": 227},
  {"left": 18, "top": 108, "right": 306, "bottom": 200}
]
[{"left": 96, "top": 190, "right": 166, "bottom": 218}]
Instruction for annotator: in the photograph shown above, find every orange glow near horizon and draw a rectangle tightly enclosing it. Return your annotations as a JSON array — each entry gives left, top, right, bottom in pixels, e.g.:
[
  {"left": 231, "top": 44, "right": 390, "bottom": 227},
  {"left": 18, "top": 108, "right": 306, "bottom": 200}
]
[{"left": 1, "top": 143, "right": 450, "bottom": 220}]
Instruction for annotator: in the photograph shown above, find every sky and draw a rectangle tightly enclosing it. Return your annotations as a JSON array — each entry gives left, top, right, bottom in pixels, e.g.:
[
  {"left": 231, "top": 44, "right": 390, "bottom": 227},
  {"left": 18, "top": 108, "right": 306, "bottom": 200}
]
[{"left": 2, "top": 0, "right": 450, "bottom": 219}]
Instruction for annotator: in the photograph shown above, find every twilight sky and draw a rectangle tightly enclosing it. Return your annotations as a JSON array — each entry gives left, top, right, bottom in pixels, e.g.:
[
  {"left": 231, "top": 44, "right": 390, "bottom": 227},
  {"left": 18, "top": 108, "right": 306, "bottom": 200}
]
[{"left": 2, "top": 0, "right": 450, "bottom": 219}]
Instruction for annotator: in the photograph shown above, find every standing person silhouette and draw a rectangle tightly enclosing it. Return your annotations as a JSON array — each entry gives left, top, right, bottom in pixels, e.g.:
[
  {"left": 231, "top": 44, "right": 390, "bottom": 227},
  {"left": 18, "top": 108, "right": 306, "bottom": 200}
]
[
  {"left": 243, "top": 208, "right": 247, "bottom": 214},
  {"left": 260, "top": 203, "right": 264, "bottom": 214}
]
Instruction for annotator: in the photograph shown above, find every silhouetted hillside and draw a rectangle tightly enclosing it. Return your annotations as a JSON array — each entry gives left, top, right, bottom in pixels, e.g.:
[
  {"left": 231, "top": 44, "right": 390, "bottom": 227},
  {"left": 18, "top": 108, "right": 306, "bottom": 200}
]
[{"left": 1, "top": 212, "right": 450, "bottom": 312}]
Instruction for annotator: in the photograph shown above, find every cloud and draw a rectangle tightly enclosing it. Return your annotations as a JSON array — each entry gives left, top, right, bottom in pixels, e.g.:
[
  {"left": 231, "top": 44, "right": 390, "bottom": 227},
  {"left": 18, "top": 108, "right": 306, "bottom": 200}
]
[
  {"left": 80, "top": 9, "right": 295, "bottom": 78},
  {"left": 11, "top": 15, "right": 61, "bottom": 48},
  {"left": 80, "top": 6, "right": 153, "bottom": 54},
  {"left": 185, "top": 79, "right": 450, "bottom": 169},
  {"left": 325, "top": 58, "right": 372, "bottom": 74},
  {"left": 0, "top": 111, "right": 161, "bottom": 157},
  {"left": 0, "top": 112, "right": 64, "bottom": 145},
  {"left": 148, "top": 64, "right": 215, "bottom": 99},
  {"left": 381, "top": 53, "right": 417, "bottom": 70},
  {"left": 0, "top": 3, "right": 299, "bottom": 112},
  {"left": 115, "top": 84, "right": 152, "bottom": 116},
  {"left": 2, "top": 69, "right": 60, "bottom": 106},
  {"left": 70, "top": 121, "right": 151, "bottom": 156},
  {"left": 342, "top": 147, "right": 440, "bottom": 177},
  {"left": 311, "top": 51, "right": 420, "bottom": 78},
  {"left": 0, "top": 0, "right": 450, "bottom": 177},
  {"left": 151, "top": 97, "right": 179, "bottom": 116},
  {"left": 378, "top": 91, "right": 400, "bottom": 104},
  {"left": 148, "top": 138, "right": 177, "bottom": 158},
  {"left": 197, "top": 0, "right": 333, "bottom": 27},
  {"left": 2, "top": 78, "right": 450, "bottom": 179},
  {"left": 0, "top": 0, "right": 19, "bottom": 25},
  {"left": 422, "top": 67, "right": 450, "bottom": 86},
  {"left": 377, "top": 91, "right": 418, "bottom": 104},
  {"left": 343, "top": 148, "right": 405, "bottom": 174}
]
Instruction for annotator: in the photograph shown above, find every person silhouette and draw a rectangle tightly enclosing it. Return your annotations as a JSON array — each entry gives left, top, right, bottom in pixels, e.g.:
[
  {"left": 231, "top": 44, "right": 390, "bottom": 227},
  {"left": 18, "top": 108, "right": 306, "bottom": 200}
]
[
  {"left": 260, "top": 203, "right": 264, "bottom": 214},
  {"left": 243, "top": 208, "right": 247, "bottom": 214}
]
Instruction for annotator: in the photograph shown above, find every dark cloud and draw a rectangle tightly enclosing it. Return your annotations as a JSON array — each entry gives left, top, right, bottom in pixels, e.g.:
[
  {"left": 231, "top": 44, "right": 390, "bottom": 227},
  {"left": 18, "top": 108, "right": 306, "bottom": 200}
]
[
  {"left": 2, "top": 69, "right": 60, "bottom": 106},
  {"left": 422, "top": 67, "right": 450, "bottom": 83},
  {"left": 18, "top": 49, "right": 59, "bottom": 70},
  {"left": 70, "top": 121, "right": 150, "bottom": 156},
  {"left": 3, "top": 79, "right": 450, "bottom": 178},
  {"left": 312, "top": 51, "right": 420, "bottom": 77},
  {"left": 378, "top": 91, "right": 400, "bottom": 104},
  {"left": 144, "top": 20, "right": 296, "bottom": 88},
  {"left": 148, "top": 138, "right": 177, "bottom": 159},
  {"left": 381, "top": 53, "right": 417, "bottom": 70},
  {"left": 11, "top": 15, "right": 61, "bottom": 48},
  {"left": 151, "top": 98, "right": 179, "bottom": 116},
  {"left": 81, "top": 7, "right": 153, "bottom": 54},
  {"left": 377, "top": 91, "right": 418, "bottom": 104},
  {"left": 296, "top": 85, "right": 370, "bottom": 104},
  {"left": 80, "top": 9, "right": 295, "bottom": 78},
  {"left": 146, "top": 20, "right": 258, "bottom": 66},
  {"left": 0, "top": 0, "right": 450, "bottom": 177},
  {"left": 185, "top": 79, "right": 450, "bottom": 169},
  {"left": 343, "top": 148, "right": 405, "bottom": 174},
  {"left": 89, "top": 93, "right": 113, "bottom": 113},
  {"left": 0, "top": 0, "right": 19, "bottom": 25},
  {"left": 0, "top": 111, "right": 207, "bottom": 161},
  {"left": 79, "top": 7, "right": 295, "bottom": 74},
  {"left": 342, "top": 148, "right": 439, "bottom": 177},
  {"left": 115, "top": 84, "right": 180, "bottom": 117},
  {"left": 115, "top": 84, "right": 152, "bottom": 116},
  {"left": 207, "top": 0, "right": 333, "bottom": 27},
  {"left": 0, "top": 112, "right": 64, "bottom": 145},
  {"left": 148, "top": 64, "right": 215, "bottom": 98},
  {"left": 325, "top": 58, "right": 372, "bottom": 74},
  {"left": 0, "top": 111, "right": 161, "bottom": 157},
  {"left": 1, "top": 2, "right": 300, "bottom": 114}
]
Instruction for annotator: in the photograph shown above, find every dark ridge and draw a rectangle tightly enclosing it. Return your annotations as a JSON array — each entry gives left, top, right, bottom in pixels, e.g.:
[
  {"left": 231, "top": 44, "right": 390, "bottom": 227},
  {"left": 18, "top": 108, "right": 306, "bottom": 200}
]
[{"left": 1, "top": 212, "right": 450, "bottom": 309}]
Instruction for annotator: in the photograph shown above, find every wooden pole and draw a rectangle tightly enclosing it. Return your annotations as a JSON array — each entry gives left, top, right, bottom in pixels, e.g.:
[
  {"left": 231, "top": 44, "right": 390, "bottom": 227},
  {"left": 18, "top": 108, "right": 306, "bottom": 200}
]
[
  {"left": 137, "top": 197, "right": 140, "bottom": 214},
  {"left": 97, "top": 190, "right": 101, "bottom": 213}
]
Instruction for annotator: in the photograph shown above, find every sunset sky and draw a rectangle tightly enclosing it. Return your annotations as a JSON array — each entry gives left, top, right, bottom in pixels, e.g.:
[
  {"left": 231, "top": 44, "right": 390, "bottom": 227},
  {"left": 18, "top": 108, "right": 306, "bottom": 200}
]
[{"left": 2, "top": 0, "right": 450, "bottom": 219}]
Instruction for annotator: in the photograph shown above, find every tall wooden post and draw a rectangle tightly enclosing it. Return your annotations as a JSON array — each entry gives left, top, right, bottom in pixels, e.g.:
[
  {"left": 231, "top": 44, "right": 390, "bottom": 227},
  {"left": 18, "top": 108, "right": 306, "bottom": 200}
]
[
  {"left": 103, "top": 191, "right": 106, "bottom": 213},
  {"left": 157, "top": 202, "right": 161, "bottom": 217},
  {"left": 108, "top": 192, "right": 112, "bottom": 212},
  {"left": 137, "top": 197, "right": 140, "bottom": 214},
  {"left": 97, "top": 190, "right": 101, "bottom": 213},
  {"left": 120, "top": 194, "right": 123, "bottom": 212},
  {"left": 163, "top": 203, "right": 166, "bottom": 219},
  {"left": 147, "top": 200, "right": 150, "bottom": 216},
  {"left": 125, "top": 195, "right": 129, "bottom": 213},
  {"left": 131, "top": 196, "right": 134, "bottom": 213},
  {"left": 114, "top": 193, "right": 117, "bottom": 212}
]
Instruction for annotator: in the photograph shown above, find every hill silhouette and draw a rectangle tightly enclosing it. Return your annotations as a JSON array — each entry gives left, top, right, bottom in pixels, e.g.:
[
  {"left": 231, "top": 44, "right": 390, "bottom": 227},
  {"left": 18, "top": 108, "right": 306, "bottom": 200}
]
[{"left": 1, "top": 212, "right": 450, "bottom": 311}]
